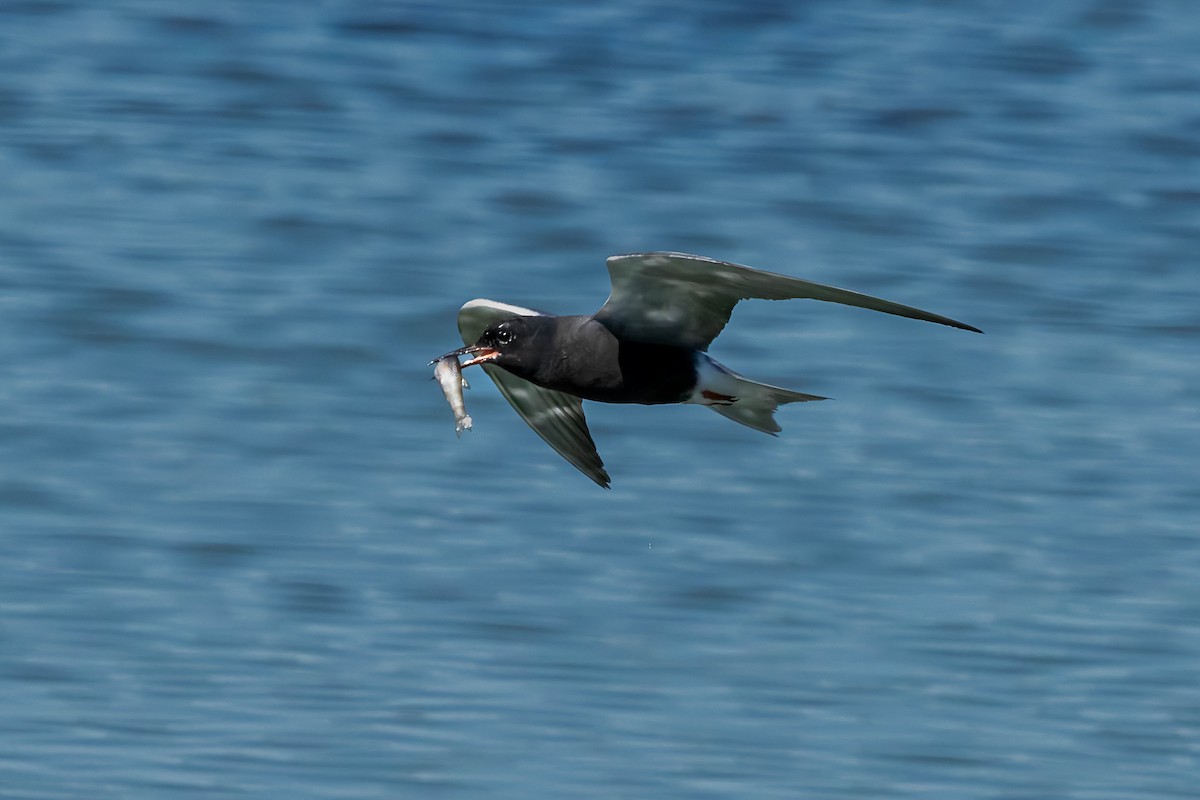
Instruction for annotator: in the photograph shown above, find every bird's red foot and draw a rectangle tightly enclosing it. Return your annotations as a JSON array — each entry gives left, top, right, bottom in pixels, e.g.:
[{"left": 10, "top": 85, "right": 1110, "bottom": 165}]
[{"left": 701, "top": 390, "right": 736, "bottom": 405}]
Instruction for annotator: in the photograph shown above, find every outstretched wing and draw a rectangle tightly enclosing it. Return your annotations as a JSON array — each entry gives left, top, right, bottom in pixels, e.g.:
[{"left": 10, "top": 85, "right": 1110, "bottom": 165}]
[
  {"left": 593, "top": 252, "right": 981, "bottom": 350},
  {"left": 458, "top": 299, "right": 611, "bottom": 488}
]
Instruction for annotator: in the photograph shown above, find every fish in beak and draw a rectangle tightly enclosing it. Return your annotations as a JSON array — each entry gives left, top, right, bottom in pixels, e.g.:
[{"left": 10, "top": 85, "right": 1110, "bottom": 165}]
[{"left": 431, "top": 344, "right": 500, "bottom": 369}]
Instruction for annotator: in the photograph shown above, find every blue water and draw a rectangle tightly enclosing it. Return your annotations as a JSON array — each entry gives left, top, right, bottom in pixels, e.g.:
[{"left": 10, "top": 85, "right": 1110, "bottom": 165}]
[{"left": 2, "top": 1, "right": 1198, "bottom": 797}]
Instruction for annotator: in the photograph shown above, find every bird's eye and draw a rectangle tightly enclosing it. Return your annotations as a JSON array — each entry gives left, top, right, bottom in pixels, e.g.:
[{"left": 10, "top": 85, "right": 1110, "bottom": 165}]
[{"left": 496, "top": 328, "right": 514, "bottom": 345}]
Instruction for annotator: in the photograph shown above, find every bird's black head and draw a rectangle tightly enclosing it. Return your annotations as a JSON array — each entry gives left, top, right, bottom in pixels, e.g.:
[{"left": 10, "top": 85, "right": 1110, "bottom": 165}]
[{"left": 438, "top": 316, "right": 548, "bottom": 376}]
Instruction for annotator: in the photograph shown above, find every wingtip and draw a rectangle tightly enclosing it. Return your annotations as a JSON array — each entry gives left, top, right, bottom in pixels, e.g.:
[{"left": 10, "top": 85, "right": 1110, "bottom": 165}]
[
  {"left": 930, "top": 317, "right": 983, "bottom": 334},
  {"left": 930, "top": 315, "right": 983, "bottom": 334}
]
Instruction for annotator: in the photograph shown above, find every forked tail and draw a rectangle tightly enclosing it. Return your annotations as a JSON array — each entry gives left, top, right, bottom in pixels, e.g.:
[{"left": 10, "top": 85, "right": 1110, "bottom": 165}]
[{"left": 692, "top": 355, "right": 825, "bottom": 434}]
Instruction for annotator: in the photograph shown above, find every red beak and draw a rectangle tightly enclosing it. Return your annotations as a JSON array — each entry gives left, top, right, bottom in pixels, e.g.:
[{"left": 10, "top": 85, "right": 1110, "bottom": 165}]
[
  {"left": 431, "top": 344, "right": 500, "bottom": 368},
  {"left": 460, "top": 348, "right": 499, "bottom": 368}
]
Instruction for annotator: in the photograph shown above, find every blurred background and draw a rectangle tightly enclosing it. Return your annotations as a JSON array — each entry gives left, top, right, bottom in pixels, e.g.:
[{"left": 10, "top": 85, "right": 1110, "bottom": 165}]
[{"left": 2, "top": 1, "right": 1198, "bottom": 797}]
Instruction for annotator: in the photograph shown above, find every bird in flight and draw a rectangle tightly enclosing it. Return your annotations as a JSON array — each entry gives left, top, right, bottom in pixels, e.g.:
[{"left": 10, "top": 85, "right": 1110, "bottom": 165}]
[{"left": 434, "top": 252, "right": 980, "bottom": 488}]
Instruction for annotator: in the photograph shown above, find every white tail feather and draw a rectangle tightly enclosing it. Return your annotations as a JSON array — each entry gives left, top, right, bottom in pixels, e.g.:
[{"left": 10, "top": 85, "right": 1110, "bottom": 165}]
[{"left": 690, "top": 354, "right": 825, "bottom": 434}]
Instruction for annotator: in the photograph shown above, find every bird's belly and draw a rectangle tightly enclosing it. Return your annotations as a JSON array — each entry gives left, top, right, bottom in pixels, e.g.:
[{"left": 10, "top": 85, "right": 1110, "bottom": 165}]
[
  {"left": 528, "top": 342, "right": 697, "bottom": 405},
  {"left": 570, "top": 383, "right": 687, "bottom": 405}
]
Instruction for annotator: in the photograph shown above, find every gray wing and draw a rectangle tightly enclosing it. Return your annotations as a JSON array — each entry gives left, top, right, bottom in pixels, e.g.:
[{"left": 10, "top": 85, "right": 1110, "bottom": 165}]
[
  {"left": 593, "top": 252, "right": 981, "bottom": 350},
  {"left": 458, "top": 299, "right": 611, "bottom": 488}
]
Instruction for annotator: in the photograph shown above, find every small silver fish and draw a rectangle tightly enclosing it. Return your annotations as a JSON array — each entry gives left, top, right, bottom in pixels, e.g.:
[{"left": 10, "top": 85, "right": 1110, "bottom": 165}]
[{"left": 432, "top": 355, "right": 472, "bottom": 437}]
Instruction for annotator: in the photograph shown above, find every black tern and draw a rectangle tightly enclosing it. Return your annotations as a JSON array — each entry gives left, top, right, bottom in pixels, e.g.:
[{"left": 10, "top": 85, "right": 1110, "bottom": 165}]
[{"left": 437, "top": 252, "right": 980, "bottom": 488}]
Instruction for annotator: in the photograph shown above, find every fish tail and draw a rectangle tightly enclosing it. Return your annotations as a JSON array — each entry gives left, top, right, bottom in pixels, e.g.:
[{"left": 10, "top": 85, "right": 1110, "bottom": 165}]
[{"left": 455, "top": 415, "right": 473, "bottom": 437}]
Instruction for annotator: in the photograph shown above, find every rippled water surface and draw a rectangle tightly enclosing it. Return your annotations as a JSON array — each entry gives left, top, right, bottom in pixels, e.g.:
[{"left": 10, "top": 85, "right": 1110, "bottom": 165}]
[{"left": 2, "top": 2, "right": 1198, "bottom": 798}]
